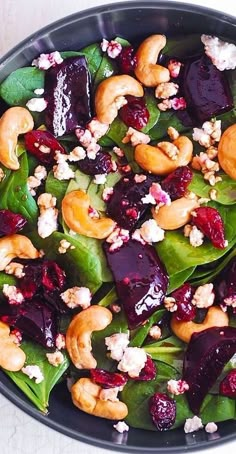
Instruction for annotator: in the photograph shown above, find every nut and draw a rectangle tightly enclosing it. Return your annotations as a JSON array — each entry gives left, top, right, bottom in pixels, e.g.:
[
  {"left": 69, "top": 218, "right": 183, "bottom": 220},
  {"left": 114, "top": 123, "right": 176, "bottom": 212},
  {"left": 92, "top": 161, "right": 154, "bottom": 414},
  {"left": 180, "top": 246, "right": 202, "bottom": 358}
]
[
  {"left": 62, "top": 190, "right": 116, "bottom": 239},
  {"left": 134, "top": 35, "right": 170, "bottom": 87},
  {"left": 95, "top": 75, "right": 143, "bottom": 124},
  {"left": 66, "top": 305, "right": 112, "bottom": 369},
  {"left": 152, "top": 196, "right": 199, "bottom": 230},
  {"left": 0, "top": 234, "right": 40, "bottom": 271},
  {"left": 218, "top": 123, "right": 236, "bottom": 179},
  {"left": 0, "top": 321, "right": 26, "bottom": 371},
  {"left": 135, "top": 135, "right": 193, "bottom": 175},
  {"left": 71, "top": 377, "right": 128, "bottom": 420},
  {"left": 171, "top": 306, "right": 229, "bottom": 343},
  {"left": 0, "top": 107, "right": 34, "bottom": 170}
]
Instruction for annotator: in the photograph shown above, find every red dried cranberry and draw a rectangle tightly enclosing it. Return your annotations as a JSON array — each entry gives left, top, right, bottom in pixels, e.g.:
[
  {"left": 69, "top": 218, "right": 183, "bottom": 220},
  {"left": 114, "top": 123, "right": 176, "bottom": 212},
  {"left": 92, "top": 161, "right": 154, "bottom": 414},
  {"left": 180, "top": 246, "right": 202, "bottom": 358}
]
[
  {"left": 24, "top": 130, "right": 65, "bottom": 165},
  {"left": 119, "top": 96, "right": 149, "bottom": 130},
  {"left": 161, "top": 166, "right": 193, "bottom": 201},
  {"left": 20, "top": 260, "right": 66, "bottom": 298},
  {"left": 117, "top": 46, "right": 137, "bottom": 75},
  {"left": 192, "top": 206, "right": 226, "bottom": 249},
  {"left": 0, "top": 210, "right": 27, "bottom": 237},
  {"left": 171, "top": 283, "right": 196, "bottom": 322},
  {"left": 42, "top": 261, "right": 66, "bottom": 292},
  {"left": 149, "top": 392, "right": 176, "bottom": 430},
  {"left": 90, "top": 368, "right": 128, "bottom": 388},
  {"left": 219, "top": 370, "right": 236, "bottom": 398},
  {"left": 132, "top": 356, "right": 157, "bottom": 381},
  {"left": 77, "top": 150, "right": 113, "bottom": 175}
]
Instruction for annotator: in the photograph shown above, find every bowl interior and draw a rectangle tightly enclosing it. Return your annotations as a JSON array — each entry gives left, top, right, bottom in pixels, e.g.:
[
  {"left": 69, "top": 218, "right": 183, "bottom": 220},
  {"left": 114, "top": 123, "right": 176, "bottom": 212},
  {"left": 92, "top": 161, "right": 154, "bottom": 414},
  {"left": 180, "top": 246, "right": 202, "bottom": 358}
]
[{"left": 0, "top": 1, "right": 236, "bottom": 452}]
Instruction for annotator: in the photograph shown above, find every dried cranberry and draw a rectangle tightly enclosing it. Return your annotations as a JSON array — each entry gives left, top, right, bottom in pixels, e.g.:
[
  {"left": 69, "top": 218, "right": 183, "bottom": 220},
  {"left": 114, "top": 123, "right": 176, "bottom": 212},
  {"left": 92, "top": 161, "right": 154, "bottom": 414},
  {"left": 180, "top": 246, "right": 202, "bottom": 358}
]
[
  {"left": 219, "top": 370, "right": 236, "bottom": 398},
  {"left": 42, "top": 261, "right": 66, "bottom": 292},
  {"left": 24, "top": 130, "right": 65, "bottom": 165},
  {"left": 161, "top": 166, "right": 193, "bottom": 201},
  {"left": 119, "top": 96, "right": 149, "bottom": 130},
  {"left": 149, "top": 392, "right": 176, "bottom": 430},
  {"left": 171, "top": 283, "right": 196, "bottom": 322},
  {"left": 132, "top": 356, "right": 157, "bottom": 381},
  {"left": 77, "top": 150, "right": 113, "bottom": 175},
  {"left": 117, "top": 46, "right": 137, "bottom": 75},
  {"left": 191, "top": 206, "right": 226, "bottom": 249},
  {"left": 91, "top": 368, "right": 128, "bottom": 388},
  {"left": 0, "top": 210, "right": 27, "bottom": 236},
  {"left": 20, "top": 260, "right": 66, "bottom": 299}
]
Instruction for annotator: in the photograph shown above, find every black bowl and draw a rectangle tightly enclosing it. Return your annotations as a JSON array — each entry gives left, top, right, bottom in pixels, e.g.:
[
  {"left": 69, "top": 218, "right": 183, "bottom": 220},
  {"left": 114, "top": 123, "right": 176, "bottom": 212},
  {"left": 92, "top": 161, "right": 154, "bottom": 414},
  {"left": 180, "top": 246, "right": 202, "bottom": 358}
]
[{"left": 0, "top": 1, "right": 236, "bottom": 452}]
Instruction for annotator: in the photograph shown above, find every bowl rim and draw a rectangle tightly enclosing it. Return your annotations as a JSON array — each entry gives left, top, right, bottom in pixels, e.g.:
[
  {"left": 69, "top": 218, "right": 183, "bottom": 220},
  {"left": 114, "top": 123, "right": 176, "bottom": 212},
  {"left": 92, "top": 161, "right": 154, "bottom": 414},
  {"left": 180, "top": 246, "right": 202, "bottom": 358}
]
[{"left": 0, "top": 0, "right": 236, "bottom": 452}]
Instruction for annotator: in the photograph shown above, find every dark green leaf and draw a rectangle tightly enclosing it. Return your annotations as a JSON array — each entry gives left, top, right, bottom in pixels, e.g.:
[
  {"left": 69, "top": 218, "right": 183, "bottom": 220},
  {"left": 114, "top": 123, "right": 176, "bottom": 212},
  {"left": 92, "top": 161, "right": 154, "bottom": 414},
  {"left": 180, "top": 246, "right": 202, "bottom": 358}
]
[
  {"left": 200, "top": 394, "right": 235, "bottom": 424},
  {"left": 190, "top": 248, "right": 236, "bottom": 286},
  {"left": 142, "top": 91, "right": 160, "bottom": 133},
  {"left": 167, "top": 267, "right": 196, "bottom": 293},
  {"left": 163, "top": 34, "right": 202, "bottom": 57},
  {"left": 94, "top": 54, "right": 116, "bottom": 88},
  {"left": 149, "top": 111, "right": 190, "bottom": 141},
  {"left": 0, "top": 67, "right": 45, "bottom": 106},
  {"left": 0, "top": 273, "right": 16, "bottom": 296},
  {"left": 189, "top": 171, "right": 236, "bottom": 205},
  {"left": 130, "top": 309, "right": 166, "bottom": 347},
  {"left": 45, "top": 170, "right": 69, "bottom": 206},
  {"left": 97, "top": 286, "right": 117, "bottom": 307},
  {"left": 106, "top": 117, "right": 140, "bottom": 172}
]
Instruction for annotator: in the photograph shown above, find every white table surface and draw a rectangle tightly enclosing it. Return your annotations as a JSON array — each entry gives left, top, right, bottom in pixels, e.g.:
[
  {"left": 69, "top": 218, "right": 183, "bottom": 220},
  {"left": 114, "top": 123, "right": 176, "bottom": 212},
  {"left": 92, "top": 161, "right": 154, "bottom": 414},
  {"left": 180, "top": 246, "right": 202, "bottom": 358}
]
[{"left": 0, "top": 0, "right": 235, "bottom": 453}]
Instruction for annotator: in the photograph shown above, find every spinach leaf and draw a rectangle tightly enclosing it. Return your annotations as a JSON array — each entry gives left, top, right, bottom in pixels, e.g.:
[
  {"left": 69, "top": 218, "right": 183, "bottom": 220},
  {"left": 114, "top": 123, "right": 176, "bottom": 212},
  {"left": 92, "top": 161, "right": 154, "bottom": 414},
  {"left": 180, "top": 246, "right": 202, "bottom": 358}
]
[
  {"left": 130, "top": 309, "right": 166, "bottom": 348},
  {"left": 163, "top": 34, "right": 202, "bottom": 57},
  {"left": 106, "top": 117, "right": 140, "bottom": 172},
  {"left": 200, "top": 394, "right": 235, "bottom": 424},
  {"left": 4, "top": 341, "right": 69, "bottom": 413},
  {"left": 0, "top": 67, "right": 45, "bottom": 106},
  {"left": 45, "top": 170, "right": 69, "bottom": 206},
  {"left": 142, "top": 91, "right": 160, "bottom": 133},
  {"left": 144, "top": 335, "right": 185, "bottom": 372},
  {"left": 0, "top": 153, "right": 38, "bottom": 225},
  {"left": 149, "top": 111, "right": 190, "bottom": 141},
  {"left": 94, "top": 54, "right": 116, "bottom": 88},
  {"left": 97, "top": 286, "right": 117, "bottom": 307},
  {"left": 168, "top": 267, "right": 196, "bottom": 293},
  {"left": 189, "top": 171, "right": 236, "bottom": 205},
  {"left": 0, "top": 273, "right": 16, "bottom": 296},
  {"left": 190, "top": 248, "right": 236, "bottom": 286},
  {"left": 114, "top": 37, "right": 131, "bottom": 47}
]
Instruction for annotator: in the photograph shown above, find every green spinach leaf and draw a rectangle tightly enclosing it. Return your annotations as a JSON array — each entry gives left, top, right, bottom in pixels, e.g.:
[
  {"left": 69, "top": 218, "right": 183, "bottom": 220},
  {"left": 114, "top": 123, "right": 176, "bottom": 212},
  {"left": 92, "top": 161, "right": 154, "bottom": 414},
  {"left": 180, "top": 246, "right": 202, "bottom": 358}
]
[
  {"left": 149, "top": 111, "right": 190, "bottom": 141},
  {"left": 130, "top": 309, "right": 166, "bottom": 348},
  {"left": 168, "top": 267, "right": 196, "bottom": 293},
  {"left": 189, "top": 171, "right": 236, "bottom": 205},
  {"left": 45, "top": 170, "right": 69, "bottom": 206},
  {"left": 163, "top": 34, "right": 202, "bottom": 57},
  {"left": 0, "top": 67, "right": 45, "bottom": 106}
]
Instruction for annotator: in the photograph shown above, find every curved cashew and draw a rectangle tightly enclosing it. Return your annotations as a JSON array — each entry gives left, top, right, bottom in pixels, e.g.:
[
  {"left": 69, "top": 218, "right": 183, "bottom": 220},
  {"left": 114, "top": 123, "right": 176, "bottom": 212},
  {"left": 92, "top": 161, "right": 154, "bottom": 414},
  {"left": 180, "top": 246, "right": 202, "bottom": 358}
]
[
  {"left": 0, "top": 107, "right": 34, "bottom": 170},
  {"left": 134, "top": 35, "right": 170, "bottom": 87},
  {"left": 171, "top": 306, "right": 229, "bottom": 343},
  {"left": 62, "top": 190, "right": 116, "bottom": 239},
  {"left": 95, "top": 75, "right": 144, "bottom": 124},
  {"left": 71, "top": 377, "right": 128, "bottom": 420},
  {"left": 0, "top": 321, "right": 26, "bottom": 371},
  {"left": 0, "top": 234, "right": 40, "bottom": 271},
  {"left": 218, "top": 123, "right": 236, "bottom": 180},
  {"left": 135, "top": 136, "right": 193, "bottom": 175},
  {"left": 152, "top": 196, "right": 199, "bottom": 230},
  {"left": 66, "top": 305, "right": 113, "bottom": 369}
]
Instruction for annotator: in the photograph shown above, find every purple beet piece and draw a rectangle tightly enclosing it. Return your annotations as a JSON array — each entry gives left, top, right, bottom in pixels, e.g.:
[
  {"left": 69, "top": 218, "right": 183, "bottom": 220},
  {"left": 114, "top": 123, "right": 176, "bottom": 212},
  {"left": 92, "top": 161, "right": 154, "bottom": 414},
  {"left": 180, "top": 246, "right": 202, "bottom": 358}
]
[
  {"left": 214, "top": 257, "right": 236, "bottom": 307},
  {"left": 44, "top": 56, "right": 92, "bottom": 137},
  {"left": 161, "top": 166, "right": 193, "bottom": 201},
  {"left": 183, "top": 326, "right": 236, "bottom": 414},
  {"left": 183, "top": 55, "right": 233, "bottom": 123},
  {"left": 77, "top": 150, "right": 113, "bottom": 175},
  {"left": 171, "top": 283, "right": 196, "bottom": 322},
  {"left": 0, "top": 297, "right": 58, "bottom": 348},
  {"left": 103, "top": 239, "right": 168, "bottom": 329},
  {"left": 0, "top": 210, "right": 27, "bottom": 236},
  {"left": 106, "top": 174, "right": 160, "bottom": 230},
  {"left": 149, "top": 392, "right": 176, "bottom": 430}
]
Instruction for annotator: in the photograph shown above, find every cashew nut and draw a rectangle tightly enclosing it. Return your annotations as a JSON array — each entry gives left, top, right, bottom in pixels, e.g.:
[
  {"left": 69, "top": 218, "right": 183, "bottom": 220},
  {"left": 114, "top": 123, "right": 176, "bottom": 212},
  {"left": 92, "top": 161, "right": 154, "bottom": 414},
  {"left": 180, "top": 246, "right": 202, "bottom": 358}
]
[
  {"left": 152, "top": 196, "right": 199, "bottom": 230},
  {"left": 66, "top": 305, "right": 113, "bottom": 369},
  {"left": 0, "top": 107, "right": 34, "bottom": 170},
  {"left": 0, "top": 234, "right": 40, "bottom": 271},
  {"left": 134, "top": 35, "right": 170, "bottom": 87},
  {"left": 218, "top": 123, "right": 236, "bottom": 180},
  {"left": 62, "top": 190, "right": 116, "bottom": 239},
  {"left": 135, "top": 136, "right": 193, "bottom": 175},
  {"left": 95, "top": 75, "right": 144, "bottom": 124},
  {"left": 71, "top": 377, "right": 128, "bottom": 420},
  {"left": 171, "top": 306, "right": 229, "bottom": 343},
  {"left": 0, "top": 321, "right": 26, "bottom": 371}
]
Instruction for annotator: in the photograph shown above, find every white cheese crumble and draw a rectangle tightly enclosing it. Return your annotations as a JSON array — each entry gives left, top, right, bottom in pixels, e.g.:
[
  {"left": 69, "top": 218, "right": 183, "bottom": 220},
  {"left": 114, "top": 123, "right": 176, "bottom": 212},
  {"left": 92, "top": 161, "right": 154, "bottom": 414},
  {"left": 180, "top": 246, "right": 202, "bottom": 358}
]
[
  {"left": 2, "top": 285, "right": 24, "bottom": 304},
  {"left": 113, "top": 146, "right": 125, "bottom": 157},
  {"left": 184, "top": 224, "right": 204, "bottom": 248},
  {"left": 93, "top": 174, "right": 107, "bottom": 185},
  {"left": 155, "top": 82, "right": 179, "bottom": 99},
  {"left": 102, "top": 187, "right": 114, "bottom": 202},
  {"left": 105, "top": 332, "right": 130, "bottom": 362},
  {"left": 99, "top": 386, "right": 122, "bottom": 402},
  {"left": 117, "top": 347, "right": 147, "bottom": 378},
  {"left": 58, "top": 239, "right": 75, "bottom": 254},
  {"left": 37, "top": 193, "right": 58, "bottom": 238},
  {"left": 122, "top": 127, "right": 150, "bottom": 147},
  {"left": 106, "top": 228, "right": 129, "bottom": 252},
  {"left": 149, "top": 325, "right": 162, "bottom": 340},
  {"left": 138, "top": 219, "right": 165, "bottom": 244},
  {"left": 27, "top": 165, "right": 47, "bottom": 196},
  {"left": 55, "top": 333, "right": 66, "bottom": 350},
  {"left": 87, "top": 118, "right": 109, "bottom": 140},
  {"left": 32, "top": 51, "right": 63, "bottom": 70},
  {"left": 60, "top": 287, "right": 92, "bottom": 309},
  {"left": 192, "top": 119, "right": 221, "bottom": 148},
  {"left": 5, "top": 262, "right": 25, "bottom": 278},
  {"left": 167, "top": 379, "right": 189, "bottom": 395},
  {"left": 53, "top": 160, "right": 75, "bottom": 180},
  {"left": 101, "top": 39, "right": 122, "bottom": 59},
  {"left": 26, "top": 97, "right": 47, "bottom": 112},
  {"left": 192, "top": 283, "right": 215, "bottom": 309},
  {"left": 184, "top": 416, "right": 203, "bottom": 433},
  {"left": 205, "top": 422, "right": 218, "bottom": 433},
  {"left": 46, "top": 351, "right": 64, "bottom": 367},
  {"left": 34, "top": 88, "right": 45, "bottom": 95},
  {"left": 201, "top": 35, "right": 236, "bottom": 71},
  {"left": 21, "top": 365, "right": 44, "bottom": 384},
  {"left": 113, "top": 421, "right": 129, "bottom": 433}
]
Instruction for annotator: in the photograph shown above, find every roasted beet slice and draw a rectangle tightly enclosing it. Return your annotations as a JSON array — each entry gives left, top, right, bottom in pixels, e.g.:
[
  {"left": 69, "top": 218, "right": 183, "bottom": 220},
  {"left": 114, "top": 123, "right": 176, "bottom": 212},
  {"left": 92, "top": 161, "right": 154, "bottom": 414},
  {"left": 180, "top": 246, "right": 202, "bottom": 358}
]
[
  {"left": 104, "top": 239, "right": 168, "bottom": 329},
  {"left": 219, "top": 370, "right": 236, "bottom": 398},
  {"left": 0, "top": 297, "right": 58, "bottom": 348},
  {"left": 183, "top": 326, "right": 236, "bottom": 414},
  {"left": 91, "top": 368, "right": 128, "bottom": 388},
  {"left": 161, "top": 166, "right": 193, "bottom": 201},
  {"left": 77, "top": 150, "right": 113, "bottom": 175},
  {"left": 0, "top": 210, "right": 27, "bottom": 236},
  {"left": 149, "top": 392, "right": 176, "bottom": 430},
  {"left": 131, "top": 356, "right": 157, "bottom": 381},
  {"left": 24, "top": 130, "right": 65, "bottom": 165},
  {"left": 44, "top": 56, "right": 92, "bottom": 137},
  {"left": 106, "top": 174, "right": 159, "bottom": 230},
  {"left": 214, "top": 257, "right": 236, "bottom": 306},
  {"left": 183, "top": 55, "right": 233, "bottom": 123},
  {"left": 20, "top": 260, "right": 66, "bottom": 298},
  {"left": 191, "top": 206, "right": 226, "bottom": 249},
  {"left": 119, "top": 96, "right": 149, "bottom": 130},
  {"left": 171, "top": 283, "right": 196, "bottom": 321}
]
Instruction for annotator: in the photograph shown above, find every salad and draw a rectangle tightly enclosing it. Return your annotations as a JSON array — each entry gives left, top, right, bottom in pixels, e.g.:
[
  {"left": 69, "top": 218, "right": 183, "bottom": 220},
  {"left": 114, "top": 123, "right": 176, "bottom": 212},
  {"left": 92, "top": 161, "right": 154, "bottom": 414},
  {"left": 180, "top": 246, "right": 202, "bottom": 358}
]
[{"left": 0, "top": 32, "right": 236, "bottom": 436}]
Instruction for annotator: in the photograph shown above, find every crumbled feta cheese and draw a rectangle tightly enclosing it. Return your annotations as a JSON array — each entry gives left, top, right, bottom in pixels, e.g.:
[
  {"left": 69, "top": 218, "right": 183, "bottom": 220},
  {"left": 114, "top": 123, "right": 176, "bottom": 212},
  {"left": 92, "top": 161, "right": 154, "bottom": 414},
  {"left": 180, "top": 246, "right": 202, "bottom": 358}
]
[
  {"left": 167, "top": 379, "right": 189, "bottom": 395},
  {"left": 155, "top": 82, "right": 179, "bottom": 99},
  {"left": 5, "top": 262, "right": 25, "bottom": 278},
  {"left": 102, "top": 187, "right": 114, "bottom": 202},
  {"left": 224, "top": 295, "right": 236, "bottom": 308},
  {"left": 118, "top": 347, "right": 147, "bottom": 378},
  {"left": 46, "top": 351, "right": 64, "bottom": 367},
  {"left": 149, "top": 183, "right": 171, "bottom": 206},
  {"left": 99, "top": 386, "right": 121, "bottom": 402},
  {"left": 34, "top": 88, "right": 45, "bottom": 95},
  {"left": 134, "top": 174, "right": 147, "bottom": 184},
  {"left": 157, "top": 99, "right": 172, "bottom": 111},
  {"left": 68, "top": 146, "right": 86, "bottom": 162},
  {"left": 201, "top": 35, "right": 236, "bottom": 71},
  {"left": 26, "top": 98, "right": 47, "bottom": 112},
  {"left": 93, "top": 174, "right": 107, "bottom": 185},
  {"left": 37, "top": 207, "right": 58, "bottom": 238},
  {"left": 122, "top": 127, "right": 150, "bottom": 147},
  {"left": 75, "top": 127, "right": 93, "bottom": 147},
  {"left": 132, "top": 229, "right": 146, "bottom": 245},
  {"left": 167, "top": 59, "right": 182, "bottom": 78},
  {"left": 164, "top": 296, "right": 177, "bottom": 312},
  {"left": 61, "top": 286, "right": 92, "bottom": 309},
  {"left": 3, "top": 284, "right": 24, "bottom": 304},
  {"left": 86, "top": 141, "right": 101, "bottom": 159},
  {"left": 58, "top": 239, "right": 75, "bottom": 254},
  {"left": 149, "top": 325, "right": 162, "bottom": 340},
  {"left": 171, "top": 97, "right": 187, "bottom": 111},
  {"left": 101, "top": 38, "right": 109, "bottom": 52},
  {"left": 10, "top": 329, "right": 22, "bottom": 346},
  {"left": 32, "top": 51, "right": 63, "bottom": 70},
  {"left": 38, "top": 193, "right": 57, "bottom": 209},
  {"left": 184, "top": 416, "right": 203, "bottom": 433},
  {"left": 205, "top": 422, "right": 218, "bottom": 433},
  {"left": 139, "top": 219, "right": 165, "bottom": 243},
  {"left": 192, "top": 283, "right": 215, "bottom": 309},
  {"left": 55, "top": 333, "right": 66, "bottom": 350},
  {"left": 141, "top": 193, "right": 156, "bottom": 205},
  {"left": 193, "top": 120, "right": 221, "bottom": 148},
  {"left": 106, "top": 227, "right": 129, "bottom": 252},
  {"left": 34, "top": 165, "right": 47, "bottom": 181},
  {"left": 53, "top": 160, "right": 75, "bottom": 180},
  {"left": 21, "top": 365, "right": 44, "bottom": 384},
  {"left": 184, "top": 224, "right": 204, "bottom": 248},
  {"left": 113, "top": 421, "right": 129, "bottom": 433},
  {"left": 107, "top": 40, "right": 122, "bottom": 59},
  {"left": 27, "top": 165, "right": 47, "bottom": 196},
  {"left": 87, "top": 118, "right": 109, "bottom": 140},
  {"left": 105, "top": 332, "right": 130, "bottom": 362},
  {"left": 113, "top": 146, "right": 125, "bottom": 157}
]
